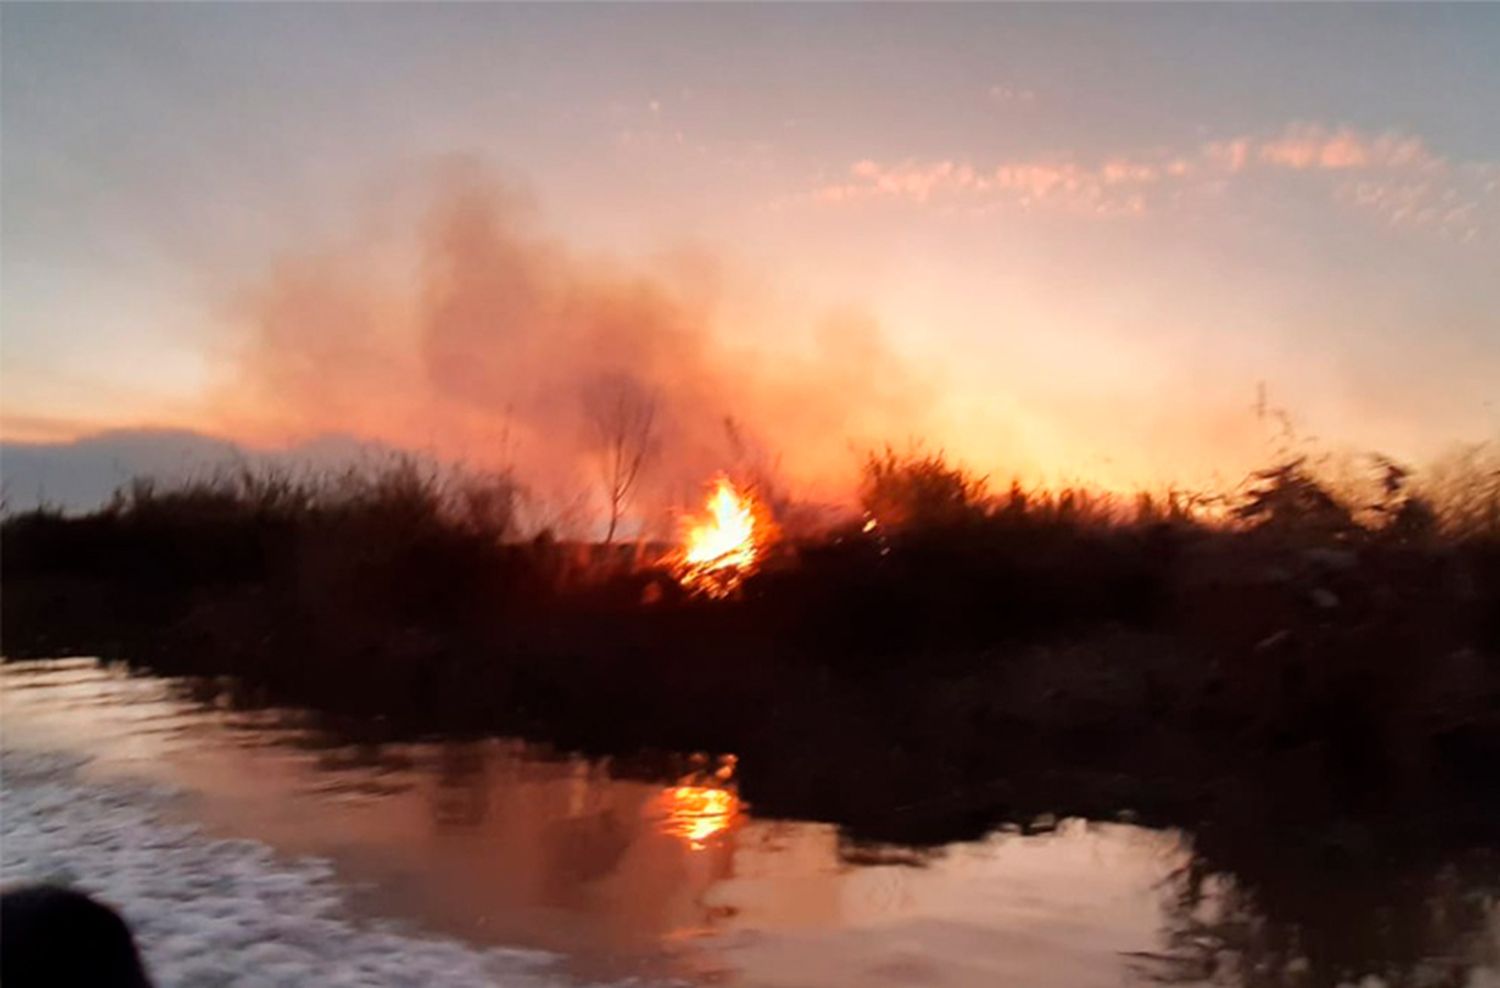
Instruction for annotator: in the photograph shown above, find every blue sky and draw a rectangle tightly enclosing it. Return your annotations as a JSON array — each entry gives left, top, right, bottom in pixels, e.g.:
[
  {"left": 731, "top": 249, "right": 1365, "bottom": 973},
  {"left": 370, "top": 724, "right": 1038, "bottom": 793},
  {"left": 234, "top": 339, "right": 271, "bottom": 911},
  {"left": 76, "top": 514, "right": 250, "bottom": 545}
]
[{"left": 4, "top": 3, "right": 1498, "bottom": 495}]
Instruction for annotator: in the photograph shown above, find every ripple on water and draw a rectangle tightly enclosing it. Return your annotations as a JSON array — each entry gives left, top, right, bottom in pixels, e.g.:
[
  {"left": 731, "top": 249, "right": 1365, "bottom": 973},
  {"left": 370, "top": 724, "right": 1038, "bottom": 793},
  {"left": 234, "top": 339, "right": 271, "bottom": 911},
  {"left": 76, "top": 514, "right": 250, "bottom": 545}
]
[{"left": 0, "top": 747, "right": 656, "bottom": 988}]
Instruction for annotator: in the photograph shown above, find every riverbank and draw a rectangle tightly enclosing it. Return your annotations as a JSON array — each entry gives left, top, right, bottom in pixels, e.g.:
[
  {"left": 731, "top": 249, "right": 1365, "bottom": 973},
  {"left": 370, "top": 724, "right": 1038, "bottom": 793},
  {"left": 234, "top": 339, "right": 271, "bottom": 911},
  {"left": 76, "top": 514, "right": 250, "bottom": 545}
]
[{"left": 3, "top": 460, "right": 1498, "bottom": 854}]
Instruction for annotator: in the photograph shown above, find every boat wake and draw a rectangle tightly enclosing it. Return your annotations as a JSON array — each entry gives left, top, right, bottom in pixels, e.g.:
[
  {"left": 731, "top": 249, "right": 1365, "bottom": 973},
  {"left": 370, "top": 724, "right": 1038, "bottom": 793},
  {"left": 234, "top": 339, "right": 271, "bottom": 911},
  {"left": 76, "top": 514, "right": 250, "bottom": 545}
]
[{"left": 0, "top": 747, "right": 642, "bottom": 988}]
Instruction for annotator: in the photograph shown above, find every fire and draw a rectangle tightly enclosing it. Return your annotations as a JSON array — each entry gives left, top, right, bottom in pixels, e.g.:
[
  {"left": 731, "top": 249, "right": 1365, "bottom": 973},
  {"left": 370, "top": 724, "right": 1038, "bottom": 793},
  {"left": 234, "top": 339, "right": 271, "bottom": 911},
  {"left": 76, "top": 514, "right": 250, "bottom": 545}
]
[{"left": 673, "top": 477, "right": 763, "bottom": 597}]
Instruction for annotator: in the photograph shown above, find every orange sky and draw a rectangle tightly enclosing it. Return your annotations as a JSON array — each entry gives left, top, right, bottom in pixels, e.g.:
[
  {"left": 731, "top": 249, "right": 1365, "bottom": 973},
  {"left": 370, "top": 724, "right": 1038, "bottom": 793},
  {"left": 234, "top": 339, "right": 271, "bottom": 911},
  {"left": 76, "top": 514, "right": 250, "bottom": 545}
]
[{"left": 4, "top": 4, "right": 1498, "bottom": 515}]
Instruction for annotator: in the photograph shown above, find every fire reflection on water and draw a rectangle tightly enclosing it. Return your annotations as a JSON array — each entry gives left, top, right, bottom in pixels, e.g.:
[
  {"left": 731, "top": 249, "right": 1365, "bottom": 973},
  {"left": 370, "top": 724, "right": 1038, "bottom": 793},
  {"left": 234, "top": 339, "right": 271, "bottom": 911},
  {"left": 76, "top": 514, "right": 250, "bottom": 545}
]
[
  {"left": 656, "top": 755, "right": 741, "bottom": 849},
  {"left": 8, "top": 661, "right": 1495, "bottom": 988},
  {"left": 661, "top": 784, "right": 741, "bottom": 849}
]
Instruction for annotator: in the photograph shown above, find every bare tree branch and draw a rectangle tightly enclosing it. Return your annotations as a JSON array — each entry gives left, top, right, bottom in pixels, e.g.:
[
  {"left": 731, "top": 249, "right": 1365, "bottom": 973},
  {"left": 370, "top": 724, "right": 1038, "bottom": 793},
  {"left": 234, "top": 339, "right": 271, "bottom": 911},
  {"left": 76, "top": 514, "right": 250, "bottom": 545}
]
[{"left": 583, "top": 377, "right": 659, "bottom": 544}]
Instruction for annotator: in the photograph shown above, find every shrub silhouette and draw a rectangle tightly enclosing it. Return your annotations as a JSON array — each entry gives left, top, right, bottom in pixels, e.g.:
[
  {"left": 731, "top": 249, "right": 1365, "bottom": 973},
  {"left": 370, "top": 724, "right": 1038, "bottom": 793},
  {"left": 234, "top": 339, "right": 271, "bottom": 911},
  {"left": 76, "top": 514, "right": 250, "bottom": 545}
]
[
  {"left": 1233, "top": 456, "right": 1355, "bottom": 538},
  {"left": 859, "top": 446, "right": 987, "bottom": 530}
]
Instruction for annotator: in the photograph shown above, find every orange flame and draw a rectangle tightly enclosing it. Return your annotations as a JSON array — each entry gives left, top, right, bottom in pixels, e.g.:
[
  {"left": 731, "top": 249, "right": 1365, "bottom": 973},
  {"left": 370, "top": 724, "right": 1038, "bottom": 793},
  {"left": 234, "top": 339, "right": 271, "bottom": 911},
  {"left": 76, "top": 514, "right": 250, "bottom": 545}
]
[{"left": 673, "top": 477, "right": 763, "bottom": 597}]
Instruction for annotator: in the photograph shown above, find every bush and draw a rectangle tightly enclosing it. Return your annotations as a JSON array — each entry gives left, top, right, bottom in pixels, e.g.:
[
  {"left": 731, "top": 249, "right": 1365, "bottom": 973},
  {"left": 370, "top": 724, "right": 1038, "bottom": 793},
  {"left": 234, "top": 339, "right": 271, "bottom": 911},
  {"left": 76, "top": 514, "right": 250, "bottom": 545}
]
[{"left": 859, "top": 446, "right": 987, "bottom": 530}]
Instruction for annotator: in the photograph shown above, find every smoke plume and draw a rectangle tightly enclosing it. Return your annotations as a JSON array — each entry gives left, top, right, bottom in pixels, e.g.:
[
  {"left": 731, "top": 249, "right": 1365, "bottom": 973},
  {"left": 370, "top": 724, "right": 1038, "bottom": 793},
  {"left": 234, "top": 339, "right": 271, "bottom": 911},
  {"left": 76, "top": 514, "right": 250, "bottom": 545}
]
[{"left": 213, "top": 166, "right": 934, "bottom": 535}]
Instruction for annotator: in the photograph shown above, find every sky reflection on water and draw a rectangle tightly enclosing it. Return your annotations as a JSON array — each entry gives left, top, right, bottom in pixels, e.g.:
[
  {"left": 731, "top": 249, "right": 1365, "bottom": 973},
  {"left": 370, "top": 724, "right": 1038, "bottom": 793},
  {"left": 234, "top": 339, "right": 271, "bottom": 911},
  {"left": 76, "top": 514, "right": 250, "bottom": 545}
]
[{"left": 3, "top": 657, "right": 1496, "bottom": 987}]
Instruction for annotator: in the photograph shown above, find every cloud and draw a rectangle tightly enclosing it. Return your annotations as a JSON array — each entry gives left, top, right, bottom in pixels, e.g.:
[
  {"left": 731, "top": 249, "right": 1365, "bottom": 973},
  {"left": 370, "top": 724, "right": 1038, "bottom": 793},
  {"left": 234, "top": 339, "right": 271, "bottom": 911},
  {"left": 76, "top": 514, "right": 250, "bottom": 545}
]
[
  {"left": 819, "top": 157, "right": 1152, "bottom": 216},
  {"left": 810, "top": 122, "right": 1496, "bottom": 239},
  {"left": 1248, "top": 124, "right": 1491, "bottom": 240},
  {"left": 1203, "top": 137, "right": 1252, "bottom": 174},
  {"left": 1256, "top": 123, "right": 1439, "bottom": 172},
  {"left": 1338, "top": 171, "right": 1493, "bottom": 243},
  {"left": 987, "top": 84, "right": 1036, "bottom": 104}
]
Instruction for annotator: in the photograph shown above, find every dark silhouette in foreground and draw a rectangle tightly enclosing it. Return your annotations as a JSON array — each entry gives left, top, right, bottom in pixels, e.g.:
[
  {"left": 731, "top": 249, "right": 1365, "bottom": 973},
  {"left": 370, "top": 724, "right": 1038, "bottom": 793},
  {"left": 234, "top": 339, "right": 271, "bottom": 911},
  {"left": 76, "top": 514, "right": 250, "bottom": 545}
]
[
  {"left": 0, "top": 885, "right": 153, "bottom": 988},
  {"left": 2, "top": 449, "right": 1498, "bottom": 985}
]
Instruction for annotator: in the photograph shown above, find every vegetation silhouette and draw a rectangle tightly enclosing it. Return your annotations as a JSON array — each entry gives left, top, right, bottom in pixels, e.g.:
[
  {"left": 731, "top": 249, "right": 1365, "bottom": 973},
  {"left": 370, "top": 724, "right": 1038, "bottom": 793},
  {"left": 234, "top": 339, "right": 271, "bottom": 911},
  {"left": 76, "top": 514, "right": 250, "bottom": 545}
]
[
  {"left": 4, "top": 442, "right": 1500, "bottom": 985},
  {"left": 583, "top": 376, "right": 659, "bottom": 545}
]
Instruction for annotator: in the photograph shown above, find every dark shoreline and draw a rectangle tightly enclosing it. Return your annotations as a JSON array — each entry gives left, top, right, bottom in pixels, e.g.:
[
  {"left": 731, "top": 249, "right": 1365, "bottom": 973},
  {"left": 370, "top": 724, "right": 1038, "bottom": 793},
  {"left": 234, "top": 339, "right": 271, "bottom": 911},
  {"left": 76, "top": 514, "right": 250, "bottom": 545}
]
[
  {"left": 4, "top": 459, "right": 1499, "bottom": 963},
  {"left": 5, "top": 504, "right": 1496, "bottom": 842},
  {"left": 5, "top": 478, "right": 1500, "bottom": 985}
]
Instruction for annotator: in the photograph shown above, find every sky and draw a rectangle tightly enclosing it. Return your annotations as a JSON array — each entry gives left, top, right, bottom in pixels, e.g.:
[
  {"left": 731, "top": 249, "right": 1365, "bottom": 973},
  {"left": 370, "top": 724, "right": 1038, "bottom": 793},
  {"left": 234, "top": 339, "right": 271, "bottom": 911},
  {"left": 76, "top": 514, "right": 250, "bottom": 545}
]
[{"left": 3, "top": 3, "right": 1498, "bottom": 511}]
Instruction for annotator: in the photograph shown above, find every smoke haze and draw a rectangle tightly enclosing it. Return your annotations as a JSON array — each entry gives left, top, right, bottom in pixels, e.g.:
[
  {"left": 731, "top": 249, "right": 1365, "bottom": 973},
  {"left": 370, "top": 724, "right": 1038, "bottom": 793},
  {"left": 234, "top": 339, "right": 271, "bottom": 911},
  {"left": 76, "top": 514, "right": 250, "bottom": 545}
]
[{"left": 213, "top": 166, "right": 936, "bottom": 533}]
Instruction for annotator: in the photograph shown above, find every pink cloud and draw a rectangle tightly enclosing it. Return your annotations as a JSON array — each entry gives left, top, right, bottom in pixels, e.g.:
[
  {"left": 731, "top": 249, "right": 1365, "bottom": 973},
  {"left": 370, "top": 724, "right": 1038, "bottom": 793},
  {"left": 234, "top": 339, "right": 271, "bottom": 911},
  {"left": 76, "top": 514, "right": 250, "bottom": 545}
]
[
  {"left": 810, "top": 122, "right": 1491, "bottom": 238},
  {"left": 987, "top": 84, "right": 1037, "bottom": 104},
  {"left": 1259, "top": 125, "right": 1367, "bottom": 169},
  {"left": 1339, "top": 174, "right": 1492, "bottom": 241},
  {"left": 820, "top": 156, "right": 1160, "bottom": 216},
  {"left": 1204, "top": 137, "right": 1251, "bottom": 174},
  {"left": 1100, "top": 158, "right": 1160, "bottom": 185},
  {"left": 1252, "top": 123, "right": 1442, "bottom": 172}
]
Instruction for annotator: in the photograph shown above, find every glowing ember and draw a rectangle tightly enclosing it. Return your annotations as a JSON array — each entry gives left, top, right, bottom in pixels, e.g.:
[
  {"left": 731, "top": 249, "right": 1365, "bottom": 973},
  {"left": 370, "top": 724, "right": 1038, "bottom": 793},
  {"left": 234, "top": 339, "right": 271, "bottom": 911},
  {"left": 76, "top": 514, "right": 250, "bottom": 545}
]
[
  {"left": 661, "top": 785, "right": 740, "bottom": 849},
  {"left": 673, "top": 477, "right": 762, "bottom": 597}
]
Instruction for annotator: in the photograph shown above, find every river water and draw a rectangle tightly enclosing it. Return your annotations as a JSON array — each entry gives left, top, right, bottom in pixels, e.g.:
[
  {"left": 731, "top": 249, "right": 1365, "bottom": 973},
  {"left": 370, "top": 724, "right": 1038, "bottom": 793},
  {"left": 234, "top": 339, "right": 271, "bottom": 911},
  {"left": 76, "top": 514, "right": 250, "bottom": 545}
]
[{"left": 2, "top": 658, "right": 1496, "bottom": 987}]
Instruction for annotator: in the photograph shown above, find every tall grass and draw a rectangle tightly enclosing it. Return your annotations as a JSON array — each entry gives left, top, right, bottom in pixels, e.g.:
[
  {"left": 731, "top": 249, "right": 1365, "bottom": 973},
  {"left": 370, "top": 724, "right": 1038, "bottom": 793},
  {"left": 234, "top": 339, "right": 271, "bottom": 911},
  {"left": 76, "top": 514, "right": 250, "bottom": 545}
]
[{"left": 93, "top": 457, "right": 521, "bottom": 540}]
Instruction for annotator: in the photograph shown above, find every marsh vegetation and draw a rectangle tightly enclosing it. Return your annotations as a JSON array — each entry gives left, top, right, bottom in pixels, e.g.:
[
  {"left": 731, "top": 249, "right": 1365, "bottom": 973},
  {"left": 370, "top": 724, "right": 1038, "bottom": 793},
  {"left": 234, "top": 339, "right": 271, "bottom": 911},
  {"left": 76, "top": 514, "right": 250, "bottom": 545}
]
[{"left": 3, "top": 442, "right": 1499, "bottom": 986}]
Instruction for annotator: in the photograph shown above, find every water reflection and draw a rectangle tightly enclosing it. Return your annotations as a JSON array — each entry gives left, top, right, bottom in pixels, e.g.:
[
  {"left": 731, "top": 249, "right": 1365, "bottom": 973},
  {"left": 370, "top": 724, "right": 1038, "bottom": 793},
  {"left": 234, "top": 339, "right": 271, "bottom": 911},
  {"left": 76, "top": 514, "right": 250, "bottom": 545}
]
[
  {"left": 1140, "top": 841, "right": 1500, "bottom": 987},
  {"left": 3, "top": 658, "right": 1498, "bottom": 987},
  {"left": 433, "top": 742, "right": 489, "bottom": 826},
  {"left": 660, "top": 785, "right": 741, "bottom": 849}
]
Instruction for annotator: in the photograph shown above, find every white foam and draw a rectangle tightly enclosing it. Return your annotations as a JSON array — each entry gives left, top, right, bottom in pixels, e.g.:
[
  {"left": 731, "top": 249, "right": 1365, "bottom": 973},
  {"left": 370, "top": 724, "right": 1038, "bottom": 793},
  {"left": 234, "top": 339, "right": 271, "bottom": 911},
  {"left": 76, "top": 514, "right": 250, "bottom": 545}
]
[{"left": 1, "top": 748, "right": 648, "bottom": 988}]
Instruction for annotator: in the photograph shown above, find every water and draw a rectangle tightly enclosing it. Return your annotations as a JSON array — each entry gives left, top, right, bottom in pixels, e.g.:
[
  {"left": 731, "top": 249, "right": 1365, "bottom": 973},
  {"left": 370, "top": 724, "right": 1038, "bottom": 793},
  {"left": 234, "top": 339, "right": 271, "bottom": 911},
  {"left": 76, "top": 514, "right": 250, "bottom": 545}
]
[{"left": 3, "top": 658, "right": 1497, "bottom": 987}]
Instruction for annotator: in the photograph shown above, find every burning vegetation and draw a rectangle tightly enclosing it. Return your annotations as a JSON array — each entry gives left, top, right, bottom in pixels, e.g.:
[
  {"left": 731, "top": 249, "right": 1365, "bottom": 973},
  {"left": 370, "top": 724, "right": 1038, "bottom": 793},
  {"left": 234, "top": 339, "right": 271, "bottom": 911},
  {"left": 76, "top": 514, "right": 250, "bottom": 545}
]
[{"left": 670, "top": 477, "right": 774, "bottom": 598}]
